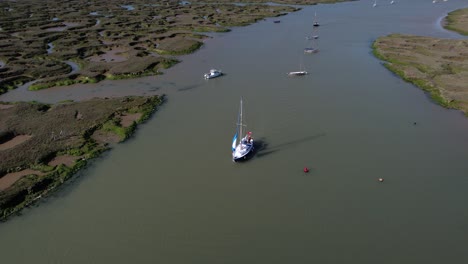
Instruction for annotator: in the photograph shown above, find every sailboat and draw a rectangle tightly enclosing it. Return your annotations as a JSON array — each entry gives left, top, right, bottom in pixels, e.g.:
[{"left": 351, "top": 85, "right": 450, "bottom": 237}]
[
  {"left": 288, "top": 61, "right": 307, "bottom": 76},
  {"left": 304, "top": 47, "right": 318, "bottom": 54},
  {"left": 306, "top": 13, "right": 319, "bottom": 40},
  {"left": 373, "top": 0, "right": 377, "bottom": 7},
  {"left": 288, "top": 55, "right": 308, "bottom": 76},
  {"left": 304, "top": 33, "right": 319, "bottom": 54},
  {"left": 313, "top": 12, "right": 320, "bottom": 27},
  {"left": 288, "top": 70, "right": 308, "bottom": 76},
  {"left": 232, "top": 98, "right": 254, "bottom": 161}
]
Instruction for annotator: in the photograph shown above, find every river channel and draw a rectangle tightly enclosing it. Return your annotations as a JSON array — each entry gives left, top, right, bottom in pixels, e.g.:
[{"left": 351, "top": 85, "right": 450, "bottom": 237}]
[{"left": 1, "top": 0, "right": 468, "bottom": 263}]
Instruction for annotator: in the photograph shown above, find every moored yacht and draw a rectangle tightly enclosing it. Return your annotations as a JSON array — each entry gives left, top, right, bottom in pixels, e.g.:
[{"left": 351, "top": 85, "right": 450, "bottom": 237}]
[
  {"left": 204, "top": 69, "right": 222, "bottom": 79},
  {"left": 232, "top": 98, "right": 254, "bottom": 162},
  {"left": 288, "top": 70, "right": 308, "bottom": 76}
]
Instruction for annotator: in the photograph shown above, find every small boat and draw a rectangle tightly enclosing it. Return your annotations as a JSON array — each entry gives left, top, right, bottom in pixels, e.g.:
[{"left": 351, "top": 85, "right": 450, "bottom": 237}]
[
  {"left": 373, "top": 0, "right": 377, "bottom": 7},
  {"left": 232, "top": 98, "right": 254, "bottom": 162},
  {"left": 204, "top": 69, "right": 222, "bottom": 79},
  {"left": 313, "top": 12, "right": 320, "bottom": 27},
  {"left": 306, "top": 35, "right": 319, "bottom": 40},
  {"left": 304, "top": 47, "right": 319, "bottom": 54},
  {"left": 305, "top": 13, "right": 319, "bottom": 54},
  {"left": 273, "top": 20, "right": 281, "bottom": 23},
  {"left": 288, "top": 70, "right": 308, "bottom": 76},
  {"left": 288, "top": 58, "right": 307, "bottom": 76}
]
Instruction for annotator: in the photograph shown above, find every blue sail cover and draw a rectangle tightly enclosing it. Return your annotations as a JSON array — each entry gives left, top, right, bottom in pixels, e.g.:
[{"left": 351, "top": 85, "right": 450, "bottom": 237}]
[{"left": 232, "top": 133, "right": 238, "bottom": 152}]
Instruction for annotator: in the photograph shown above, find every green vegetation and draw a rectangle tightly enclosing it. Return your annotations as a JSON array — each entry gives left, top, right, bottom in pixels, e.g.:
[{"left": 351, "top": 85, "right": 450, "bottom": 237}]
[
  {"left": 155, "top": 40, "right": 203, "bottom": 55},
  {"left": 372, "top": 34, "right": 468, "bottom": 114},
  {"left": 444, "top": 8, "right": 468, "bottom": 36},
  {"left": 0, "top": 0, "right": 353, "bottom": 93},
  {"left": 0, "top": 95, "right": 164, "bottom": 221}
]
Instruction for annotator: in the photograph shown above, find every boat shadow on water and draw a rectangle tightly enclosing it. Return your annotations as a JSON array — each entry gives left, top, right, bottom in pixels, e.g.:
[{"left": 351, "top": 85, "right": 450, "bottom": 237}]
[{"left": 254, "top": 133, "right": 326, "bottom": 159}]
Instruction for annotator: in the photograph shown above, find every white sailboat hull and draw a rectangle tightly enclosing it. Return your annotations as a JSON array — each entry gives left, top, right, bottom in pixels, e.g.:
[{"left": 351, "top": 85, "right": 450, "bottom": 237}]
[
  {"left": 233, "top": 137, "right": 254, "bottom": 161},
  {"left": 304, "top": 48, "right": 319, "bottom": 54},
  {"left": 288, "top": 71, "right": 308, "bottom": 76}
]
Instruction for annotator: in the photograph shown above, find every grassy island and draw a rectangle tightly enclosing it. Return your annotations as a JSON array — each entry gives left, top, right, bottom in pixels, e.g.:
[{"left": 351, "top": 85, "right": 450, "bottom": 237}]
[
  {"left": 373, "top": 35, "right": 468, "bottom": 113},
  {"left": 372, "top": 8, "right": 468, "bottom": 115},
  {"left": 0, "top": 96, "right": 163, "bottom": 221},
  {"left": 444, "top": 8, "right": 468, "bottom": 36}
]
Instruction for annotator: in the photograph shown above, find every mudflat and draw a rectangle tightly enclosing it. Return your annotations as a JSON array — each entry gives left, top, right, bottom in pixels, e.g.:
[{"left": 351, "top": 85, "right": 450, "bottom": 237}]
[
  {"left": 0, "top": 0, "right": 352, "bottom": 93},
  {"left": 0, "top": 0, "right": 331, "bottom": 93}
]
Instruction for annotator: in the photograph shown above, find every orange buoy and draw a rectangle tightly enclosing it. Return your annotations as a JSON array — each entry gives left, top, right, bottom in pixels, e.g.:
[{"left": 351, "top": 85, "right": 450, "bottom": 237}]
[{"left": 303, "top": 167, "right": 309, "bottom": 173}]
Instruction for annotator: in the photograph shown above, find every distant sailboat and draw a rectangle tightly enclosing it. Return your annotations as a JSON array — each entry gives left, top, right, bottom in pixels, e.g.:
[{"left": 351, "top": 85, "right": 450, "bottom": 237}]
[
  {"left": 304, "top": 47, "right": 318, "bottom": 54},
  {"left": 373, "top": 0, "right": 377, "bottom": 7},
  {"left": 288, "top": 61, "right": 308, "bottom": 76},
  {"left": 305, "top": 13, "right": 319, "bottom": 54},
  {"left": 306, "top": 35, "right": 319, "bottom": 40},
  {"left": 304, "top": 34, "right": 319, "bottom": 54},
  {"left": 232, "top": 98, "right": 254, "bottom": 161},
  {"left": 288, "top": 70, "right": 308, "bottom": 76},
  {"left": 390, "top": 0, "right": 395, "bottom": 4},
  {"left": 313, "top": 11, "right": 320, "bottom": 27}
]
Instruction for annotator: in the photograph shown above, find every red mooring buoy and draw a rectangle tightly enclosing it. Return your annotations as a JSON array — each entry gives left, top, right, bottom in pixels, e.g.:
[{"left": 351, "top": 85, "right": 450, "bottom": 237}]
[{"left": 303, "top": 167, "right": 309, "bottom": 173}]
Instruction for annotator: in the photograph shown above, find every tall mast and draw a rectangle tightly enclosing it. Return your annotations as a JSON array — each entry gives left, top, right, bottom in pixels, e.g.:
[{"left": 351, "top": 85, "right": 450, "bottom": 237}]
[{"left": 239, "top": 97, "right": 243, "bottom": 142}]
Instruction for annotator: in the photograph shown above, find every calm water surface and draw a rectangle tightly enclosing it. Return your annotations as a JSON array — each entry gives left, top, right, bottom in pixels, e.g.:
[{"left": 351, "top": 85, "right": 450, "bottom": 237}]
[{"left": 1, "top": 1, "right": 468, "bottom": 263}]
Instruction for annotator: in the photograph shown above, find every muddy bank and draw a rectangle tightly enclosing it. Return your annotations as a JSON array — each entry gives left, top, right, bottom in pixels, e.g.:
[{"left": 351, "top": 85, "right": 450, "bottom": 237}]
[{"left": 0, "top": 95, "right": 164, "bottom": 221}]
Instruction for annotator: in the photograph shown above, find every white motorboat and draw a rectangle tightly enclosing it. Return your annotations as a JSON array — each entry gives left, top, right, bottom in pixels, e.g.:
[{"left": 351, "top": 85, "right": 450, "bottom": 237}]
[{"left": 204, "top": 69, "right": 222, "bottom": 79}]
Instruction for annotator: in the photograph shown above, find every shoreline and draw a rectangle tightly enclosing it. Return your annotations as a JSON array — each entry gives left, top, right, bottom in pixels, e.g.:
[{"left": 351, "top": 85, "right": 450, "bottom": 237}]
[
  {"left": 0, "top": 95, "right": 164, "bottom": 221},
  {"left": 443, "top": 8, "right": 468, "bottom": 36}
]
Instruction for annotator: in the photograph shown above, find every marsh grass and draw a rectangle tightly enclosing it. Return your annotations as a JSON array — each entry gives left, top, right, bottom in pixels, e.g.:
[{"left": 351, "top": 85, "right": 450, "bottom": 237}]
[
  {"left": 0, "top": 96, "right": 164, "bottom": 221},
  {"left": 444, "top": 9, "right": 468, "bottom": 36},
  {"left": 373, "top": 36, "right": 464, "bottom": 112}
]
